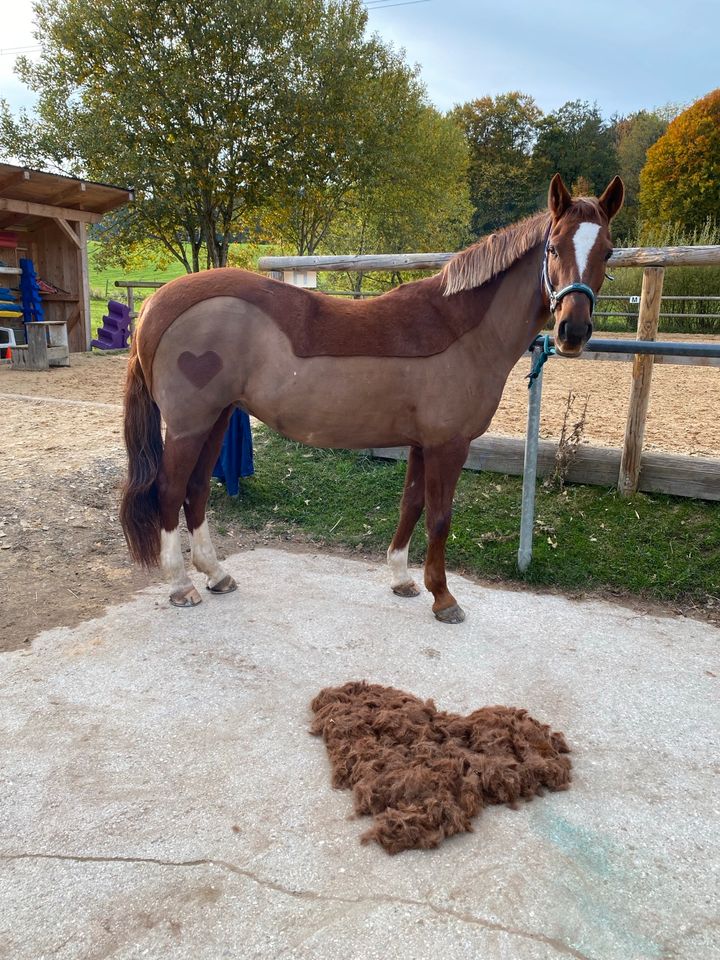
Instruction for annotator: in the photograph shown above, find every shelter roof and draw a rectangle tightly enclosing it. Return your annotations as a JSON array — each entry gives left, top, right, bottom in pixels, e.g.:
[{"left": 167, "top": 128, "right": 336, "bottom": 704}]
[{"left": 0, "top": 163, "right": 133, "bottom": 229}]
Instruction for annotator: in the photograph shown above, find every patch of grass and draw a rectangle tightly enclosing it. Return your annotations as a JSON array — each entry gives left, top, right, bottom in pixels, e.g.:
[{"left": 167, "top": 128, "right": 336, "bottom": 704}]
[
  {"left": 86, "top": 242, "right": 186, "bottom": 341},
  {"left": 87, "top": 241, "right": 188, "bottom": 297},
  {"left": 211, "top": 427, "right": 720, "bottom": 610}
]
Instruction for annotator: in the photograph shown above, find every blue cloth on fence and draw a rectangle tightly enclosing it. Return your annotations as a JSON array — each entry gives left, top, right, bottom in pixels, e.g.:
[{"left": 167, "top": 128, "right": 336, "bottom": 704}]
[{"left": 212, "top": 408, "right": 254, "bottom": 495}]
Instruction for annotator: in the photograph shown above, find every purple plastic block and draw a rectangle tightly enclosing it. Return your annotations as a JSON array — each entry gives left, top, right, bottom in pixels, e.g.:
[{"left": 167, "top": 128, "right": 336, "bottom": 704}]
[{"left": 91, "top": 299, "right": 132, "bottom": 350}]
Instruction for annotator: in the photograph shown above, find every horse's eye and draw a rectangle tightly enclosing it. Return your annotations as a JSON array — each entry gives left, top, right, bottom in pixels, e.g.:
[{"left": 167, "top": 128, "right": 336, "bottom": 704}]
[{"left": 549, "top": 245, "right": 558, "bottom": 257}]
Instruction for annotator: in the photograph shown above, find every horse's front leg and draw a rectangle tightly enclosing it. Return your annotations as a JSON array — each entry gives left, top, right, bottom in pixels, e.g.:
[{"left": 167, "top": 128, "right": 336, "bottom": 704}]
[
  {"left": 387, "top": 446, "right": 425, "bottom": 597},
  {"left": 422, "top": 436, "right": 470, "bottom": 623}
]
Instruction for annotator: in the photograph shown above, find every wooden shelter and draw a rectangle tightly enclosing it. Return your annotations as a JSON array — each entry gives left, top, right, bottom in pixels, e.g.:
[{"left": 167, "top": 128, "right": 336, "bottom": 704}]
[{"left": 0, "top": 163, "right": 133, "bottom": 352}]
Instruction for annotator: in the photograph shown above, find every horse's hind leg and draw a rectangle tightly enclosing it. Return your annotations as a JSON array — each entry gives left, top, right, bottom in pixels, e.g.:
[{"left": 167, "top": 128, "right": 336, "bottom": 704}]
[
  {"left": 157, "top": 430, "right": 212, "bottom": 607},
  {"left": 387, "top": 446, "right": 425, "bottom": 597},
  {"left": 422, "top": 437, "right": 470, "bottom": 624},
  {"left": 184, "top": 406, "right": 237, "bottom": 594}
]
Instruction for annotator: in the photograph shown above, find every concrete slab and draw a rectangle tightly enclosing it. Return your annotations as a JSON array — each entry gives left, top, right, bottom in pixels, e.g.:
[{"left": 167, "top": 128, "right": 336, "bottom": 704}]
[{"left": 1, "top": 548, "right": 718, "bottom": 960}]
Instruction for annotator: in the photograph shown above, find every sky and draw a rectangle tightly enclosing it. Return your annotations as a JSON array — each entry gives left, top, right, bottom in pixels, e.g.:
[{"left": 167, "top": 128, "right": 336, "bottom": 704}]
[{"left": 0, "top": 0, "right": 717, "bottom": 118}]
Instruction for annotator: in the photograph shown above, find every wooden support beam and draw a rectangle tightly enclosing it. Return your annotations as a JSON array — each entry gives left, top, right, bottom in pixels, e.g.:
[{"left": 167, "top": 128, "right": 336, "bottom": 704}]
[
  {"left": 0, "top": 167, "right": 30, "bottom": 192},
  {"left": 77, "top": 221, "right": 91, "bottom": 350},
  {"left": 48, "top": 181, "right": 86, "bottom": 207},
  {"left": 618, "top": 267, "right": 665, "bottom": 497},
  {"left": 93, "top": 188, "right": 134, "bottom": 213},
  {"left": 0, "top": 197, "right": 101, "bottom": 223},
  {"left": 53, "top": 217, "right": 83, "bottom": 249}
]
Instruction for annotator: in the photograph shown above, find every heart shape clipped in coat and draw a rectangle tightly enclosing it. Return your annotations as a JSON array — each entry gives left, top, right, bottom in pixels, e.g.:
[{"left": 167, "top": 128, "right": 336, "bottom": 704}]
[{"left": 177, "top": 350, "right": 223, "bottom": 389}]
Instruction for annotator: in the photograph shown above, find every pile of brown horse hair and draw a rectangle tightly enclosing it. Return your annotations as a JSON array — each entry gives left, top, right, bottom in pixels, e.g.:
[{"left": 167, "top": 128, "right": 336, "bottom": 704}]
[{"left": 310, "top": 681, "right": 572, "bottom": 854}]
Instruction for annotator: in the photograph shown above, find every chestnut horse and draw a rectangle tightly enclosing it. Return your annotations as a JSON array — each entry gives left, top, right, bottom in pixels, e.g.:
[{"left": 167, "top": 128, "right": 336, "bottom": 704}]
[{"left": 120, "top": 173, "right": 623, "bottom": 622}]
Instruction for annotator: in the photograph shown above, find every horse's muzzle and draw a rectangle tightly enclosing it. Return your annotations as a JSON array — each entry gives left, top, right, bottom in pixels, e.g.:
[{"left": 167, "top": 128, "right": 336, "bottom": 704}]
[{"left": 554, "top": 318, "right": 593, "bottom": 357}]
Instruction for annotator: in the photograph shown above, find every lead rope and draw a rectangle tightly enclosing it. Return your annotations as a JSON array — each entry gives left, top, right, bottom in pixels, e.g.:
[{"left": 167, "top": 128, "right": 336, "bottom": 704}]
[{"left": 526, "top": 334, "right": 555, "bottom": 388}]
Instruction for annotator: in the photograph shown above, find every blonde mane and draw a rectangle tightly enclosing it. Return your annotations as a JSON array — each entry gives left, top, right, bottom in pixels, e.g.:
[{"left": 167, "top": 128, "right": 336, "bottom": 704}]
[{"left": 441, "top": 211, "right": 552, "bottom": 296}]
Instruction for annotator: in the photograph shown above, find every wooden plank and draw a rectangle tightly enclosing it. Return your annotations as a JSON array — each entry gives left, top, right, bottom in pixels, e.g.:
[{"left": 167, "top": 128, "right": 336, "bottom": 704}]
[
  {"left": 25, "top": 324, "right": 49, "bottom": 371},
  {"left": 610, "top": 245, "right": 720, "bottom": 268},
  {"left": 0, "top": 168, "right": 30, "bottom": 192},
  {"left": 48, "top": 181, "right": 86, "bottom": 208},
  {"left": 0, "top": 198, "right": 102, "bottom": 224},
  {"left": 259, "top": 253, "right": 452, "bottom": 272},
  {"left": 374, "top": 439, "right": 621, "bottom": 487},
  {"left": 638, "top": 450, "right": 720, "bottom": 500},
  {"left": 372, "top": 436, "right": 720, "bottom": 501},
  {"left": 259, "top": 244, "right": 720, "bottom": 274},
  {"left": 53, "top": 216, "right": 83, "bottom": 249},
  {"left": 77, "top": 221, "right": 91, "bottom": 350},
  {"left": 618, "top": 267, "right": 665, "bottom": 496}
]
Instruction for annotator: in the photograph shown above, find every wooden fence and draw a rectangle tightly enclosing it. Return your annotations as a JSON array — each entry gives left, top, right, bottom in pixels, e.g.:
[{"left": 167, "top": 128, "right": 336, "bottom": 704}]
[{"left": 257, "top": 245, "right": 720, "bottom": 501}]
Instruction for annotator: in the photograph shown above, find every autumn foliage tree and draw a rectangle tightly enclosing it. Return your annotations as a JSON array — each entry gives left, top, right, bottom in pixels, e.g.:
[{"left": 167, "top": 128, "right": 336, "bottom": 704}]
[
  {"left": 533, "top": 100, "right": 618, "bottom": 199},
  {"left": 451, "top": 92, "right": 542, "bottom": 237},
  {"left": 259, "top": 12, "right": 466, "bottom": 256},
  {"left": 0, "top": 0, "right": 460, "bottom": 269},
  {"left": 639, "top": 89, "right": 720, "bottom": 233},
  {"left": 611, "top": 109, "right": 668, "bottom": 239}
]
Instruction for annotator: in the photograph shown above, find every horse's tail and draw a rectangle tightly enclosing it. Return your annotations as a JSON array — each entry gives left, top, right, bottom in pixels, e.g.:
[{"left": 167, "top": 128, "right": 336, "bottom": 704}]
[{"left": 119, "top": 342, "right": 163, "bottom": 567}]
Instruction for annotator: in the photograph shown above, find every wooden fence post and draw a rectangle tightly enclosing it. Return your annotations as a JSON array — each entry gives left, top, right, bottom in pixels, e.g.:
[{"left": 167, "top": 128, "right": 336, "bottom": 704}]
[{"left": 618, "top": 266, "right": 665, "bottom": 496}]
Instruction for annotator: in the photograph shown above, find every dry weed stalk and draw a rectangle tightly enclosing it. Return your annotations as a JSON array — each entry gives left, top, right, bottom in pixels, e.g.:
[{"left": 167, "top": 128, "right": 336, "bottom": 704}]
[{"left": 546, "top": 390, "right": 589, "bottom": 491}]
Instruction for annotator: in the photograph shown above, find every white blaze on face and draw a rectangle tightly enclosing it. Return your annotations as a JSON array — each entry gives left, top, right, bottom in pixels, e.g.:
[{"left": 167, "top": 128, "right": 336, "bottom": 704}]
[{"left": 573, "top": 222, "right": 601, "bottom": 279}]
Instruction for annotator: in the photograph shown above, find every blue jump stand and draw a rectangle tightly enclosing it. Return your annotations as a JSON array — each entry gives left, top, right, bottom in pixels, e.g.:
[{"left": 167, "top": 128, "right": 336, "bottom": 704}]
[{"left": 19, "top": 258, "right": 44, "bottom": 324}]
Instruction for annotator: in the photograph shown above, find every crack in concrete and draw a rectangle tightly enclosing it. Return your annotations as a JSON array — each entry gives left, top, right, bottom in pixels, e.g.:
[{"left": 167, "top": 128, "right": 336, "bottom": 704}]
[{"left": 1, "top": 852, "right": 593, "bottom": 960}]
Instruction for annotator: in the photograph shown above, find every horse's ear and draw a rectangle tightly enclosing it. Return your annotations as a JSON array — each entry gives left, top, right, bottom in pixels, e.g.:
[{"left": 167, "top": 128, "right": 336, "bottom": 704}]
[
  {"left": 548, "top": 173, "right": 572, "bottom": 219},
  {"left": 598, "top": 176, "right": 625, "bottom": 221}
]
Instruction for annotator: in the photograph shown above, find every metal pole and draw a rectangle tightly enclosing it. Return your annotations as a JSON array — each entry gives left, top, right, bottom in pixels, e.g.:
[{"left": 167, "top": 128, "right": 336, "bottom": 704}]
[{"left": 517, "top": 347, "right": 544, "bottom": 572}]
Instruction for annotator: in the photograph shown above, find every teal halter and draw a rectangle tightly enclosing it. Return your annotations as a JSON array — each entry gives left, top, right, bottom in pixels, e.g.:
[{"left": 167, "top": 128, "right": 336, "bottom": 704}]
[{"left": 541, "top": 237, "right": 597, "bottom": 314}]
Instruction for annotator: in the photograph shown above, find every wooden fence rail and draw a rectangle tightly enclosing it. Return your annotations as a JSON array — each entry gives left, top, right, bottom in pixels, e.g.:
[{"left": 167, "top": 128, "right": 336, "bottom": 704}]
[{"left": 257, "top": 244, "right": 720, "bottom": 273}]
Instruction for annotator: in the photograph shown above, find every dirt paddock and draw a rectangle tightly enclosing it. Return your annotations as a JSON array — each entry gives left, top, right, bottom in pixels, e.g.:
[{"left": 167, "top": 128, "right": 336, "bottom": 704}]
[{"left": 2, "top": 343, "right": 719, "bottom": 650}]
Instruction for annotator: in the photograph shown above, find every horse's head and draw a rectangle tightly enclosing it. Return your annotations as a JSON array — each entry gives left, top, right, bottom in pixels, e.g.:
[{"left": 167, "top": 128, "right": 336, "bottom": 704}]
[{"left": 544, "top": 173, "right": 624, "bottom": 357}]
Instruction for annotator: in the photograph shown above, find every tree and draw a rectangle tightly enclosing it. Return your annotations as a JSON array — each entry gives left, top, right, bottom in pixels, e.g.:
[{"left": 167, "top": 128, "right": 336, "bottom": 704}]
[
  {"left": 533, "top": 100, "right": 618, "bottom": 199},
  {"left": 324, "top": 106, "right": 471, "bottom": 292},
  {"left": 639, "top": 89, "right": 720, "bottom": 234},
  {"left": 610, "top": 110, "right": 667, "bottom": 239},
  {"left": 0, "top": 0, "right": 422, "bottom": 270},
  {"left": 451, "top": 92, "right": 542, "bottom": 237},
  {"left": 260, "top": 4, "right": 427, "bottom": 255}
]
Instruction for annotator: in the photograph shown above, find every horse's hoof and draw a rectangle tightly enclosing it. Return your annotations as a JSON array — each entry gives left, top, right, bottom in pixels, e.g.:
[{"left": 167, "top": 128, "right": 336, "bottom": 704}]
[
  {"left": 170, "top": 586, "right": 202, "bottom": 608},
  {"left": 392, "top": 580, "right": 420, "bottom": 598},
  {"left": 207, "top": 574, "right": 238, "bottom": 595},
  {"left": 434, "top": 603, "right": 465, "bottom": 624}
]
